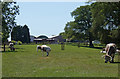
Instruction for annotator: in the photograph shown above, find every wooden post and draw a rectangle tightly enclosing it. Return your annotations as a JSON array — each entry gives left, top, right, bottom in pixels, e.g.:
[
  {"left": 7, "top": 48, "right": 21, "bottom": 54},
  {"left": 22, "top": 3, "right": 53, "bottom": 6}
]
[
  {"left": 61, "top": 42, "right": 65, "bottom": 50},
  {"left": 78, "top": 42, "right": 80, "bottom": 48},
  {"left": 3, "top": 43, "right": 5, "bottom": 52}
]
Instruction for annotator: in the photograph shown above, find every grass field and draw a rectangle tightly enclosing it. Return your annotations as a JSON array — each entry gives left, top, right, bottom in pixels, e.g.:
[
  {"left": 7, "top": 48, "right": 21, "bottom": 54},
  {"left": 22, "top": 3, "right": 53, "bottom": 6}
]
[{"left": 2, "top": 44, "right": 119, "bottom": 77}]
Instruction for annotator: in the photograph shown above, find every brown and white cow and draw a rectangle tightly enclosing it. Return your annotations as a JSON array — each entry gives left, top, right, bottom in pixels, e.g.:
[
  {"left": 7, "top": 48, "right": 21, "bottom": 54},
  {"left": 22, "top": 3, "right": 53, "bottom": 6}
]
[{"left": 37, "top": 45, "right": 51, "bottom": 56}]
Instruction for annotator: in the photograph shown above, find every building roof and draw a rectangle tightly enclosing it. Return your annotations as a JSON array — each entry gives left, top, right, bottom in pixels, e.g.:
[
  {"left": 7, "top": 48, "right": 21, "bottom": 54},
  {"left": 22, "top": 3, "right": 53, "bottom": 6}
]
[
  {"left": 49, "top": 35, "right": 60, "bottom": 39},
  {"left": 34, "top": 39, "right": 43, "bottom": 41},
  {"left": 37, "top": 35, "right": 48, "bottom": 39},
  {"left": 34, "top": 38, "right": 55, "bottom": 41}
]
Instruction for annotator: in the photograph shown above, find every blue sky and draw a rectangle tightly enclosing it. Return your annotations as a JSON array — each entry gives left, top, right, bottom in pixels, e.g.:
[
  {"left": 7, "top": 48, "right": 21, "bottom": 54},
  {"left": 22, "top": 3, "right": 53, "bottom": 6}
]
[{"left": 15, "top": 2, "right": 87, "bottom": 37}]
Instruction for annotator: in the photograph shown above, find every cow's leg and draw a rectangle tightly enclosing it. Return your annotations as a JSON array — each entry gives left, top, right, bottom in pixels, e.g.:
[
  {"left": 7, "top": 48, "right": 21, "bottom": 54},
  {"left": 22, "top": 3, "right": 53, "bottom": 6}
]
[
  {"left": 37, "top": 47, "right": 38, "bottom": 52},
  {"left": 13, "top": 48, "right": 15, "bottom": 51},
  {"left": 37, "top": 47, "right": 40, "bottom": 55},
  {"left": 105, "top": 47, "right": 113, "bottom": 63},
  {"left": 12, "top": 47, "right": 14, "bottom": 51},
  {"left": 42, "top": 50, "right": 44, "bottom": 56},
  {"left": 109, "top": 47, "right": 116, "bottom": 63},
  {"left": 12, "top": 46, "right": 14, "bottom": 51},
  {"left": 10, "top": 47, "right": 12, "bottom": 51},
  {"left": 105, "top": 56, "right": 108, "bottom": 63},
  {"left": 105, "top": 56, "right": 110, "bottom": 63},
  {"left": 110, "top": 54, "right": 115, "bottom": 63},
  {"left": 46, "top": 52, "right": 49, "bottom": 56}
]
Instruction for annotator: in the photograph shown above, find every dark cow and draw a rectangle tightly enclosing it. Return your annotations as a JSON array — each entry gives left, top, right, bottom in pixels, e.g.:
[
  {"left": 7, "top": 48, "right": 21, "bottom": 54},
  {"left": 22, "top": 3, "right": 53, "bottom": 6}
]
[{"left": 104, "top": 43, "right": 116, "bottom": 63}]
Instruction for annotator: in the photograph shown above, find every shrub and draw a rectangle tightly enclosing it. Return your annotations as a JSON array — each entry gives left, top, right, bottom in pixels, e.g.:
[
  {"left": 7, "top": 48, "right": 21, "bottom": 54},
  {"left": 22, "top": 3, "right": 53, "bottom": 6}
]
[
  {"left": 11, "top": 40, "right": 16, "bottom": 45},
  {"left": 17, "top": 41, "right": 22, "bottom": 45}
]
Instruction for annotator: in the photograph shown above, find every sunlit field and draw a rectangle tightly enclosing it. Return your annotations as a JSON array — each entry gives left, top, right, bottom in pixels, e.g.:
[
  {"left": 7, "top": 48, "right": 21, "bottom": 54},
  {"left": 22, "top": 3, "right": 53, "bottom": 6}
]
[{"left": 2, "top": 44, "right": 119, "bottom": 77}]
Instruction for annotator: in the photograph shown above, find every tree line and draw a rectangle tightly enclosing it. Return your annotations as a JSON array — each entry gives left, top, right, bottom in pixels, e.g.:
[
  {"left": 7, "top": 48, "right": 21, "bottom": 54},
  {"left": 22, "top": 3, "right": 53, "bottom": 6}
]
[{"left": 60, "top": 2, "right": 120, "bottom": 47}]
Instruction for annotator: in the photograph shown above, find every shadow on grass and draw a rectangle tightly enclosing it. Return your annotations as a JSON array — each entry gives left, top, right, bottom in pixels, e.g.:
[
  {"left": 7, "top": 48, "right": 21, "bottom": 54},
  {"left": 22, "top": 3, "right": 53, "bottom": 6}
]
[
  {"left": 0, "top": 50, "right": 18, "bottom": 53},
  {"left": 81, "top": 46, "right": 103, "bottom": 49},
  {"left": 15, "top": 47, "right": 24, "bottom": 49},
  {"left": 110, "top": 62, "right": 120, "bottom": 64},
  {"left": 0, "top": 47, "right": 24, "bottom": 53}
]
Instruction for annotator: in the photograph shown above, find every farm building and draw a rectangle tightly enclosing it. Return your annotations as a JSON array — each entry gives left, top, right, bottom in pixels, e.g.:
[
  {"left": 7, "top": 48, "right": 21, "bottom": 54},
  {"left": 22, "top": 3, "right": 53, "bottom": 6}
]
[
  {"left": 34, "top": 35, "right": 66, "bottom": 44},
  {"left": 49, "top": 35, "right": 66, "bottom": 44},
  {"left": 30, "top": 35, "right": 36, "bottom": 42}
]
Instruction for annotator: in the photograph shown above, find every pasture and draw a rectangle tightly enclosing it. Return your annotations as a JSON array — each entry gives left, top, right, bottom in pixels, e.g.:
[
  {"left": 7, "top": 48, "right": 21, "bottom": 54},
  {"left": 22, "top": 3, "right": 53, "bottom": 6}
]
[{"left": 2, "top": 44, "right": 119, "bottom": 77}]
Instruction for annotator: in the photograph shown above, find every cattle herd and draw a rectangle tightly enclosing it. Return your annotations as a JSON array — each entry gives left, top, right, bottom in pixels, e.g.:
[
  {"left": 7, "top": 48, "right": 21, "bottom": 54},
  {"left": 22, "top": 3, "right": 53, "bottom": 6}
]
[{"left": 8, "top": 42, "right": 120, "bottom": 63}]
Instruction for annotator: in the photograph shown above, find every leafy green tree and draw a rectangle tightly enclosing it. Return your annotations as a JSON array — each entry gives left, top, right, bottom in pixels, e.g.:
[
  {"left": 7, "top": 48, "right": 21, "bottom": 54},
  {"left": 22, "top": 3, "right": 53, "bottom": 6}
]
[
  {"left": 22, "top": 25, "right": 30, "bottom": 43},
  {"left": 17, "top": 41, "right": 22, "bottom": 45},
  {"left": 11, "top": 25, "right": 30, "bottom": 43},
  {"left": 11, "top": 40, "right": 16, "bottom": 45},
  {"left": 59, "top": 32, "right": 66, "bottom": 38},
  {"left": 111, "top": 26, "right": 120, "bottom": 46},
  {"left": 64, "top": 21, "right": 77, "bottom": 41},
  {"left": 11, "top": 25, "right": 22, "bottom": 42},
  {"left": 64, "top": 5, "right": 94, "bottom": 47},
  {"left": 2, "top": 2, "right": 19, "bottom": 51},
  {"left": 91, "top": 2, "right": 120, "bottom": 44},
  {"left": 64, "top": 21, "right": 85, "bottom": 42}
]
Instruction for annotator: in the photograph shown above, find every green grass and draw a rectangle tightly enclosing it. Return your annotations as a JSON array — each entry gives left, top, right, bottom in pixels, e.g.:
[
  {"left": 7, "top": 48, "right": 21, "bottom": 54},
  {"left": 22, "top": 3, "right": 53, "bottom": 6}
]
[{"left": 2, "top": 44, "right": 119, "bottom": 77}]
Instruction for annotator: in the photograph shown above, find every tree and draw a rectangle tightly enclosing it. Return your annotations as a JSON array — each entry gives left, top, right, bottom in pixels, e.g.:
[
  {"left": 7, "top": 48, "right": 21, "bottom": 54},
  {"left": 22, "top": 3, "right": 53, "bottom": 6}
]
[
  {"left": 64, "top": 5, "right": 94, "bottom": 47},
  {"left": 11, "top": 25, "right": 22, "bottom": 41},
  {"left": 2, "top": 2, "right": 19, "bottom": 51},
  {"left": 11, "top": 25, "right": 30, "bottom": 43},
  {"left": 111, "top": 26, "right": 120, "bottom": 46},
  {"left": 91, "top": 2, "right": 120, "bottom": 44},
  {"left": 22, "top": 25, "right": 30, "bottom": 43},
  {"left": 64, "top": 21, "right": 77, "bottom": 41},
  {"left": 64, "top": 21, "right": 85, "bottom": 42}
]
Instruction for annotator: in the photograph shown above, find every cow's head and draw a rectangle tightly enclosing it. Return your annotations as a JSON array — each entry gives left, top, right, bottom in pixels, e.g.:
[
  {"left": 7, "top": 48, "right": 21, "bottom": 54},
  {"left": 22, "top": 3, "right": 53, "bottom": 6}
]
[
  {"left": 102, "top": 48, "right": 105, "bottom": 51},
  {"left": 38, "top": 46, "right": 41, "bottom": 49}
]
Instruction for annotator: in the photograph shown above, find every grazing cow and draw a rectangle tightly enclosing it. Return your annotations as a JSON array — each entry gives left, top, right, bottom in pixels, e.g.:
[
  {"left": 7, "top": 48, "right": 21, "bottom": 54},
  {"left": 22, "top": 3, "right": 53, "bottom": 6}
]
[
  {"left": 37, "top": 45, "right": 51, "bottom": 56},
  {"left": 9, "top": 43, "right": 15, "bottom": 51},
  {"left": 103, "top": 43, "right": 116, "bottom": 63}
]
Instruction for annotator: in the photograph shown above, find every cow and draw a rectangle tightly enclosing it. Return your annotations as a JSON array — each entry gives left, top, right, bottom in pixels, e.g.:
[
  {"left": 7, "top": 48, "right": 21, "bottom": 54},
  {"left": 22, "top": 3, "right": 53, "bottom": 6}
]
[
  {"left": 103, "top": 43, "right": 116, "bottom": 63},
  {"left": 37, "top": 45, "right": 51, "bottom": 56},
  {"left": 9, "top": 43, "right": 15, "bottom": 51}
]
